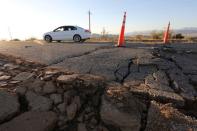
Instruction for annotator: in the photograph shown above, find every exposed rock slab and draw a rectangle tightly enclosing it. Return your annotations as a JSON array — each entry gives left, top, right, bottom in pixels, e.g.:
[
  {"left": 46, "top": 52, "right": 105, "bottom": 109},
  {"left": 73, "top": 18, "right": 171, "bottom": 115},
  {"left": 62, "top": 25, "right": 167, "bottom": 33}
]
[
  {"left": 0, "top": 75, "right": 11, "bottom": 81},
  {"left": 145, "top": 101, "right": 197, "bottom": 131},
  {"left": 50, "top": 93, "right": 62, "bottom": 105},
  {"left": 3, "top": 63, "right": 19, "bottom": 70},
  {"left": 57, "top": 74, "right": 79, "bottom": 84},
  {"left": 12, "top": 72, "right": 34, "bottom": 81},
  {"left": 75, "top": 74, "right": 105, "bottom": 93},
  {"left": 27, "top": 78, "right": 45, "bottom": 90},
  {"left": 66, "top": 96, "right": 81, "bottom": 120},
  {"left": 43, "top": 81, "right": 56, "bottom": 94},
  {"left": 0, "top": 111, "right": 58, "bottom": 131},
  {"left": 167, "top": 68, "right": 197, "bottom": 100},
  {"left": 129, "top": 84, "right": 185, "bottom": 107},
  {"left": 26, "top": 91, "right": 53, "bottom": 111},
  {"left": 0, "top": 90, "right": 20, "bottom": 124},
  {"left": 15, "top": 86, "right": 27, "bottom": 95},
  {"left": 100, "top": 84, "right": 144, "bottom": 131},
  {"left": 100, "top": 96, "right": 141, "bottom": 131}
]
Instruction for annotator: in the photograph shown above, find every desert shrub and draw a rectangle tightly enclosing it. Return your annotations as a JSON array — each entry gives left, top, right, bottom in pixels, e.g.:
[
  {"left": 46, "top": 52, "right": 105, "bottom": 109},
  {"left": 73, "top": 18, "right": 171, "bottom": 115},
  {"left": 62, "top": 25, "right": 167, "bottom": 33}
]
[
  {"left": 151, "top": 31, "right": 163, "bottom": 40},
  {"left": 135, "top": 35, "right": 144, "bottom": 40},
  {"left": 173, "top": 33, "right": 184, "bottom": 39},
  {"left": 12, "top": 38, "right": 21, "bottom": 41},
  {"left": 26, "top": 37, "right": 37, "bottom": 41}
]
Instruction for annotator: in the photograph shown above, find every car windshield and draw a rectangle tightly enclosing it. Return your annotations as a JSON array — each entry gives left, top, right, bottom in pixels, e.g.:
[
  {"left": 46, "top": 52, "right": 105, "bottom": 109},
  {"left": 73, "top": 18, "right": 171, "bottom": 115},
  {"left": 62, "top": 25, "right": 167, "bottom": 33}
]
[{"left": 54, "top": 27, "right": 64, "bottom": 32}]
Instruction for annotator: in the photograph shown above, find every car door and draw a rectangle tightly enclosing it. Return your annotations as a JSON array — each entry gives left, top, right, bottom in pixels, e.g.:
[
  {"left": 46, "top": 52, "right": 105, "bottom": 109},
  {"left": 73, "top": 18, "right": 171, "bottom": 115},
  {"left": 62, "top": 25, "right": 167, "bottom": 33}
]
[
  {"left": 51, "top": 26, "right": 65, "bottom": 40},
  {"left": 66, "top": 26, "right": 77, "bottom": 40},
  {"left": 61, "top": 26, "right": 71, "bottom": 40}
]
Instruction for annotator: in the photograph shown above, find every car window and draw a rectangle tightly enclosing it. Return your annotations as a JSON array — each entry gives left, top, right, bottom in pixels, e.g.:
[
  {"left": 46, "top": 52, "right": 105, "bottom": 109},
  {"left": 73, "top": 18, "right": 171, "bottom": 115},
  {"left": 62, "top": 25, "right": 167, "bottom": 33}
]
[
  {"left": 54, "top": 27, "right": 64, "bottom": 32},
  {"left": 65, "top": 26, "right": 77, "bottom": 31},
  {"left": 70, "top": 26, "right": 77, "bottom": 30},
  {"left": 68, "top": 27, "right": 72, "bottom": 31},
  {"left": 64, "top": 26, "right": 69, "bottom": 31}
]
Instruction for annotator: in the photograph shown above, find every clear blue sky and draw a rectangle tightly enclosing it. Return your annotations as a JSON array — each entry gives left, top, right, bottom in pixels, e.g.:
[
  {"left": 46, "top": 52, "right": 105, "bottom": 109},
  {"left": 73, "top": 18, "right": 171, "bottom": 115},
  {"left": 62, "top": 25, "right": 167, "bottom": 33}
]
[{"left": 0, "top": 0, "right": 197, "bottom": 40}]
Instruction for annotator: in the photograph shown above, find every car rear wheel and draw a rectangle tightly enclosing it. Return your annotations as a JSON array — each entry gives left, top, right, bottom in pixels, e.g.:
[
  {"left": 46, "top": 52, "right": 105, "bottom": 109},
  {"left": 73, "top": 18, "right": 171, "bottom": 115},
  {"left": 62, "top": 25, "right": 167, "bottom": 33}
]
[
  {"left": 73, "top": 35, "right": 81, "bottom": 42},
  {"left": 45, "top": 35, "right": 52, "bottom": 43}
]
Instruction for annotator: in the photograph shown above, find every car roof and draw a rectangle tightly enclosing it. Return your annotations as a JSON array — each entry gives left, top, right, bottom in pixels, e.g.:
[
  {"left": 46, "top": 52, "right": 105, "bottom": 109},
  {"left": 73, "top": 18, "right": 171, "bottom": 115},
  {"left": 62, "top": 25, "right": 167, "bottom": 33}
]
[
  {"left": 62, "top": 25, "right": 77, "bottom": 27},
  {"left": 56, "top": 25, "right": 83, "bottom": 29},
  {"left": 62, "top": 25, "right": 83, "bottom": 28}
]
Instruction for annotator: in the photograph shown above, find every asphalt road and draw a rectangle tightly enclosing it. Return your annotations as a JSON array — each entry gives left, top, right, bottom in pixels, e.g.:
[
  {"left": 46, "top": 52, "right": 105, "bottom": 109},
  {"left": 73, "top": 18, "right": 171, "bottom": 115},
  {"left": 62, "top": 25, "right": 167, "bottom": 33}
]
[
  {"left": 0, "top": 41, "right": 112, "bottom": 65},
  {"left": 0, "top": 41, "right": 156, "bottom": 80},
  {"left": 0, "top": 41, "right": 197, "bottom": 82}
]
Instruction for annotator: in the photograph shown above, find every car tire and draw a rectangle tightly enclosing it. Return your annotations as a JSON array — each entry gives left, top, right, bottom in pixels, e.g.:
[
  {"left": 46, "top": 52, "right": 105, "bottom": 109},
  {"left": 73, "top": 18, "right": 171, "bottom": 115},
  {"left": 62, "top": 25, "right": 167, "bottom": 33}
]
[
  {"left": 73, "top": 35, "right": 81, "bottom": 42},
  {"left": 45, "top": 35, "right": 52, "bottom": 43}
]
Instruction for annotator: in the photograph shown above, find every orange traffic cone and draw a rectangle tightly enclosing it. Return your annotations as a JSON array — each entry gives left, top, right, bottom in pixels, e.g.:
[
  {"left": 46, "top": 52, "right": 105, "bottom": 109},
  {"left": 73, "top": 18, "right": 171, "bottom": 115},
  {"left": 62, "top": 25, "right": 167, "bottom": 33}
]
[
  {"left": 163, "top": 22, "right": 170, "bottom": 44},
  {"left": 116, "top": 12, "right": 127, "bottom": 47}
]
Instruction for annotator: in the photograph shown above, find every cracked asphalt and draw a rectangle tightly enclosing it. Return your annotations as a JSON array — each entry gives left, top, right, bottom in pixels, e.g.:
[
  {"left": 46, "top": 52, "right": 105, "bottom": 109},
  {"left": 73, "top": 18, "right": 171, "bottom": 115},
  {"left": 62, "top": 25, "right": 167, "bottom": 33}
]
[
  {"left": 0, "top": 41, "right": 197, "bottom": 83},
  {"left": 0, "top": 41, "right": 153, "bottom": 80},
  {"left": 0, "top": 41, "right": 197, "bottom": 130}
]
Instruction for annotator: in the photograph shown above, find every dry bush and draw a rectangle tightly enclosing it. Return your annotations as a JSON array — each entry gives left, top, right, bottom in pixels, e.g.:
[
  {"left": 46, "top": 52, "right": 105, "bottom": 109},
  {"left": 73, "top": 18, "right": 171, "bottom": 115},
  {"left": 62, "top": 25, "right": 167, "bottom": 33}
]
[
  {"left": 26, "top": 37, "right": 38, "bottom": 41},
  {"left": 11, "top": 38, "right": 21, "bottom": 41}
]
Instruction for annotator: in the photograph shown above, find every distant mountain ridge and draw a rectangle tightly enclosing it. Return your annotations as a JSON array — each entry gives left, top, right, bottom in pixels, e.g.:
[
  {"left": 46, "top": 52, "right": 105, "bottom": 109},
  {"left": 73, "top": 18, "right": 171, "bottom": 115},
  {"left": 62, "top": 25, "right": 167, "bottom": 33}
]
[{"left": 126, "top": 27, "right": 197, "bottom": 36}]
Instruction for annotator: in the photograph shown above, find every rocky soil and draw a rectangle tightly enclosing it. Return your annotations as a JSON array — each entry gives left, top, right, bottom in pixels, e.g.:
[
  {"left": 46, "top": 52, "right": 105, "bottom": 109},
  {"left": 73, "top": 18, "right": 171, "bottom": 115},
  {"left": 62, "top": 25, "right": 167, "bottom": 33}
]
[{"left": 0, "top": 44, "right": 197, "bottom": 131}]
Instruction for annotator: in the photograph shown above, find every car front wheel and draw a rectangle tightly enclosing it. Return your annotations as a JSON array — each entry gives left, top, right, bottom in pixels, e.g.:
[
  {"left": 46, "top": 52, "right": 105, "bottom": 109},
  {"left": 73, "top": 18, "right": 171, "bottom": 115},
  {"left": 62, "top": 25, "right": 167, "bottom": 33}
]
[
  {"left": 45, "top": 35, "right": 52, "bottom": 43},
  {"left": 73, "top": 35, "right": 81, "bottom": 42}
]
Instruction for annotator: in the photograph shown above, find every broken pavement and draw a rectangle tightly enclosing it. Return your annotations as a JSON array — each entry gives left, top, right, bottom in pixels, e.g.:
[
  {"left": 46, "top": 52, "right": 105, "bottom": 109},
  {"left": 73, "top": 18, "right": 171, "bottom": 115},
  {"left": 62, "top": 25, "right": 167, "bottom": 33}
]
[{"left": 0, "top": 42, "right": 197, "bottom": 131}]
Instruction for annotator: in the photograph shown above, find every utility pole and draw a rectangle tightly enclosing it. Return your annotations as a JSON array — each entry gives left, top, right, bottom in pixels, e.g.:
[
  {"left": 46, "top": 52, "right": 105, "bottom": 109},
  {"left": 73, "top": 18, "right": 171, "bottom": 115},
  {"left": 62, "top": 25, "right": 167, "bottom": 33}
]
[
  {"left": 88, "top": 10, "right": 92, "bottom": 32},
  {"left": 8, "top": 27, "right": 12, "bottom": 40}
]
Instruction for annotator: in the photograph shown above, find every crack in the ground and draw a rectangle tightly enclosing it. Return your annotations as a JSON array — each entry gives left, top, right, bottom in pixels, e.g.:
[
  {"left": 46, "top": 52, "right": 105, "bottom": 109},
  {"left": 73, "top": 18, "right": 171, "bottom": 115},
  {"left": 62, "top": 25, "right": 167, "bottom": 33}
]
[
  {"left": 159, "top": 47, "right": 197, "bottom": 94},
  {"left": 122, "top": 59, "right": 134, "bottom": 83},
  {"left": 18, "top": 95, "right": 29, "bottom": 112},
  {"left": 165, "top": 70, "right": 182, "bottom": 94},
  {"left": 114, "top": 58, "right": 136, "bottom": 84},
  {"left": 137, "top": 46, "right": 191, "bottom": 131},
  {"left": 139, "top": 99, "right": 150, "bottom": 131},
  {"left": 153, "top": 47, "right": 184, "bottom": 93},
  {"left": 153, "top": 46, "right": 197, "bottom": 118}
]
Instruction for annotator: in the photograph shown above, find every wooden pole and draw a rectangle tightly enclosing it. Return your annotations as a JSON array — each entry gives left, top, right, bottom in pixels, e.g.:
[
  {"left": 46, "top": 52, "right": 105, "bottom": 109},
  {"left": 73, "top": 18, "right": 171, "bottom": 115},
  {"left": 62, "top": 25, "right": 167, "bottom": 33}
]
[{"left": 88, "top": 10, "right": 91, "bottom": 32}]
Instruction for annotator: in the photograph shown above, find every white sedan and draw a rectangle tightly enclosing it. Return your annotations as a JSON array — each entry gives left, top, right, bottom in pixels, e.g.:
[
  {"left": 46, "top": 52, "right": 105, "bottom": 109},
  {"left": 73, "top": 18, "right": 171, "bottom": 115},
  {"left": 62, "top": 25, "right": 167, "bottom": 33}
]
[{"left": 43, "top": 26, "right": 91, "bottom": 42}]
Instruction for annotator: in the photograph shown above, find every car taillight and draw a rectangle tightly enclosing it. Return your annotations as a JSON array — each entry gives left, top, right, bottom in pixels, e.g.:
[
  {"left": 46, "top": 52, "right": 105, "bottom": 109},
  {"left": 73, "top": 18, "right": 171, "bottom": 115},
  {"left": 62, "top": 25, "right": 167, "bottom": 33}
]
[{"left": 85, "top": 30, "right": 91, "bottom": 33}]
